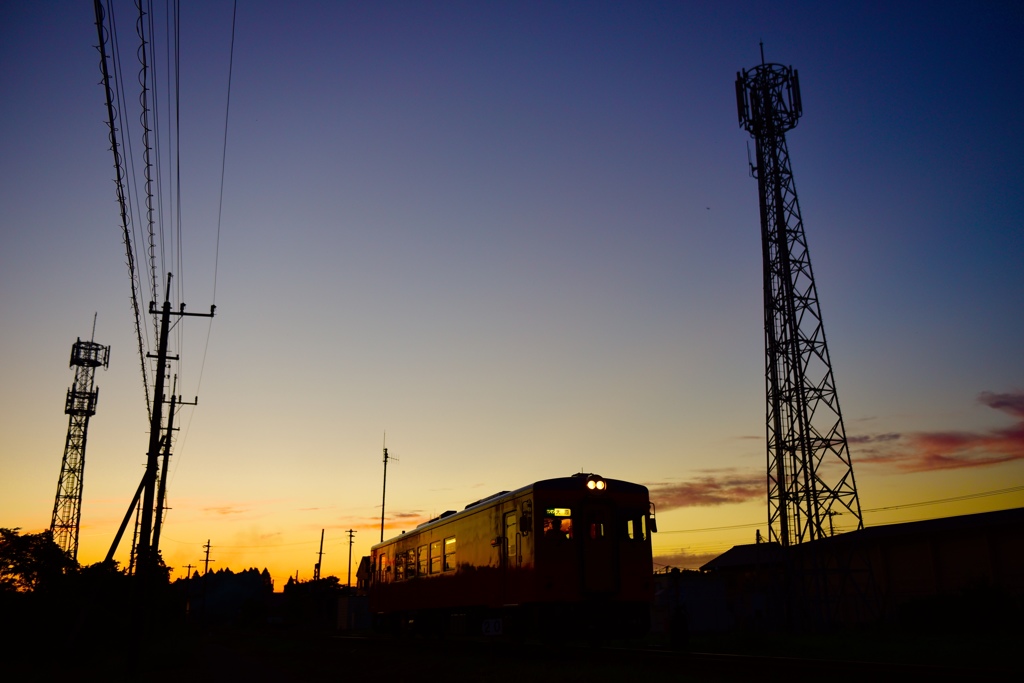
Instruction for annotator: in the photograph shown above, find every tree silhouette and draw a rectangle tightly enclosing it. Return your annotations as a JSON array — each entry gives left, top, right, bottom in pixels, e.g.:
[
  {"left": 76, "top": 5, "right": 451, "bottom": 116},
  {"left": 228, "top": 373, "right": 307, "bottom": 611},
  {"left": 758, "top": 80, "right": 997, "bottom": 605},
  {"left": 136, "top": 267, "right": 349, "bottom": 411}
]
[{"left": 0, "top": 528, "right": 77, "bottom": 592}]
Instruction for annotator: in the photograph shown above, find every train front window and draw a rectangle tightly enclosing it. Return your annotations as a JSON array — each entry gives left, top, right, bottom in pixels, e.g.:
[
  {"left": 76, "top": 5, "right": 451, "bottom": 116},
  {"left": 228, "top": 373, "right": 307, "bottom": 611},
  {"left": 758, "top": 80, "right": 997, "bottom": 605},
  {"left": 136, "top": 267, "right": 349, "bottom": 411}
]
[
  {"left": 624, "top": 512, "right": 649, "bottom": 542},
  {"left": 586, "top": 508, "right": 609, "bottom": 540},
  {"left": 543, "top": 516, "right": 572, "bottom": 540}
]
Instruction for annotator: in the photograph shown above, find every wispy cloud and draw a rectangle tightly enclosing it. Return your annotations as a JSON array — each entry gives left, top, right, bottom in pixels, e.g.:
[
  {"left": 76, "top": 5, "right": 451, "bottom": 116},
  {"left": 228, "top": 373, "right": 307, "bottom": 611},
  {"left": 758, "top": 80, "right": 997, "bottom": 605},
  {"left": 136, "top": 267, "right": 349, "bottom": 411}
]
[
  {"left": 203, "top": 505, "right": 250, "bottom": 516},
  {"left": 346, "top": 511, "right": 431, "bottom": 534},
  {"left": 648, "top": 470, "right": 762, "bottom": 510},
  {"left": 854, "top": 391, "right": 1024, "bottom": 473}
]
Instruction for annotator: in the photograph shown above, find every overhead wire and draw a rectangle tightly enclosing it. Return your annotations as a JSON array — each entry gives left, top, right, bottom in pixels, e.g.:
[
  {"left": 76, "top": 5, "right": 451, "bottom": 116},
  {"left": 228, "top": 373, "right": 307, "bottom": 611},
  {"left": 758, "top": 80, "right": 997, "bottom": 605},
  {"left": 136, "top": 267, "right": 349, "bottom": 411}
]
[
  {"left": 212, "top": 0, "right": 236, "bottom": 306},
  {"left": 861, "top": 484, "right": 1024, "bottom": 512},
  {"left": 95, "top": 0, "right": 151, "bottom": 419},
  {"left": 170, "top": 0, "right": 236, "bottom": 488},
  {"left": 656, "top": 484, "right": 1024, "bottom": 535},
  {"left": 134, "top": 0, "right": 161, "bottom": 316},
  {"left": 175, "top": 0, "right": 184, "bottom": 310},
  {"left": 109, "top": 0, "right": 157, "bottom": 335},
  {"left": 99, "top": 0, "right": 234, "bottom": 557}
]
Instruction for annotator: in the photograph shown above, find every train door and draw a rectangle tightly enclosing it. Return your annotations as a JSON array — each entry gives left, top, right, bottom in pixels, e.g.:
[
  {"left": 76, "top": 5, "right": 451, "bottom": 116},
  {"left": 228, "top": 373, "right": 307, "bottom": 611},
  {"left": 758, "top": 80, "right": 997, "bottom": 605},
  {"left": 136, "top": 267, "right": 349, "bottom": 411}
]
[
  {"left": 581, "top": 503, "right": 617, "bottom": 593},
  {"left": 502, "top": 509, "right": 520, "bottom": 603}
]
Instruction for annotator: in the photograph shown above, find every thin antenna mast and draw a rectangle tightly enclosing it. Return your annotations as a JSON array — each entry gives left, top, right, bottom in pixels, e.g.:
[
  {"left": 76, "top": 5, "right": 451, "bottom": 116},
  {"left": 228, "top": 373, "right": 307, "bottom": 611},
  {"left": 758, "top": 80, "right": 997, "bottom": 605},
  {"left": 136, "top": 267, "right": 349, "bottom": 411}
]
[{"left": 380, "top": 433, "right": 388, "bottom": 542}]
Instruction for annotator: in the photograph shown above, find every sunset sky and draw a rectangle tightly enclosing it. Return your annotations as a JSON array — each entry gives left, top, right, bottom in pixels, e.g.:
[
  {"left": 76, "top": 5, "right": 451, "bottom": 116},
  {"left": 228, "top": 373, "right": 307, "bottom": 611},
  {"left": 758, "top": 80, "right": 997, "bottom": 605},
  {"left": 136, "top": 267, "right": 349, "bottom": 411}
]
[{"left": 2, "top": 1, "right": 1022, "bottom": 586}]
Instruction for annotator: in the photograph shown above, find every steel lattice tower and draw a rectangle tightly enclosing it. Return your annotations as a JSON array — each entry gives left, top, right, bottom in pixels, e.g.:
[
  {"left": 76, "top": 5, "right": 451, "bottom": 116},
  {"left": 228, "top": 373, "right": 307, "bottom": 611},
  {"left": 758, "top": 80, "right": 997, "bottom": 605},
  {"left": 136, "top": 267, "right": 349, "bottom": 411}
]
[
  {"left": 736, "top": 54, "right": 863, "bottom": 546},
  {"left": 50, "top": 334, "right": 110, "bottom": 560}
]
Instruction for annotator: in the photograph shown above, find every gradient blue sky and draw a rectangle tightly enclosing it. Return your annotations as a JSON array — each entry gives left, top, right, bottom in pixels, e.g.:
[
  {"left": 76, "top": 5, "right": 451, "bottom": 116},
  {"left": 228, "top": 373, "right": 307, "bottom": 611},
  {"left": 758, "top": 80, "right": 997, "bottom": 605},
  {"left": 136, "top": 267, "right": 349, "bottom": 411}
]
[{"left": 2, "top": 1, "right": 1023, "bottom": 583}]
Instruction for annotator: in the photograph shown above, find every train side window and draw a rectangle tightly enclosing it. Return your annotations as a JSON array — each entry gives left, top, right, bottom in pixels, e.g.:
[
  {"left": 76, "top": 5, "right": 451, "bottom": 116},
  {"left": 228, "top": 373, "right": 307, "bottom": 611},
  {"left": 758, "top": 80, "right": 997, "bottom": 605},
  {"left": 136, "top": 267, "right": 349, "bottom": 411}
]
[
  {"left": 406, "top": 549, "right": 416, "bottom": 578},
  {"left": 430, "top": 540, "right": 442, "bottom": 574},
  {"left": 443, "top": 536, "right": 456, "bottom": 571},
  {"left": 395, "top": 552, "right": 405, "bottom": 581},
  {"left": 417, "top": 545, "right": 428, "bottom": 576}
]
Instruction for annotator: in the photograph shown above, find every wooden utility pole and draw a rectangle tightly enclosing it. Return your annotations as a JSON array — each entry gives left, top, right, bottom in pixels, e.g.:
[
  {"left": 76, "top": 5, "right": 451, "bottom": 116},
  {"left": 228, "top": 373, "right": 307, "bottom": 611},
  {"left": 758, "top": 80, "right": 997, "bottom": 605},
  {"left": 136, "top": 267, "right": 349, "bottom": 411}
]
[
  {"left": 346, "top": 529, "right": 356, "bottom": 587},
  {"left": 380, "top": 434, "right": 397, "bottom": 542},
  {"left": 381, "top": 444, "right": 389, "bottom": 542},
  {"left": 136, "top": 275, "right": 215, "bottom": 577},
  {"left": 202, "top": 539, "right": 215, "bottom": 574},
  {"left": 314, "top": 529, "right": 324, "bottom": 580}
]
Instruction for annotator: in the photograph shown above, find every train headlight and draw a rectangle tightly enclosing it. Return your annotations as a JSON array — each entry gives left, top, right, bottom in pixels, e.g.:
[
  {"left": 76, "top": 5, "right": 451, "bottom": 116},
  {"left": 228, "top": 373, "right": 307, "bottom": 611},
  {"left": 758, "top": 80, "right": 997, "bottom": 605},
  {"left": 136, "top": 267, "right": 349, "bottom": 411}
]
[{"left": 586, "top": 477, "right": 607, "bottom": 491}]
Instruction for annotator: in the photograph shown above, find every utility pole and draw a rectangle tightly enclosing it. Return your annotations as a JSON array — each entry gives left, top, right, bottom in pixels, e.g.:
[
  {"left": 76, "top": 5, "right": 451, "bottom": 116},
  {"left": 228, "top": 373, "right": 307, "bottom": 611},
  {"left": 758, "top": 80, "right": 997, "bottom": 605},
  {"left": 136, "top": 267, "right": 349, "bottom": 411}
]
[
  {"left": 346, "top": 529, "right": 356, "bottom": 587},
  {"left": 128, "top": 501, "right": 142, "bottom": 575},
  {"left": 381, "top": 445, "right": 389, "bottom": 542},
  {"left": 153, "top": 377, "right": 197, "bottom": 555},
  {"left": 380, "top": 434, "right": 397, "bottom": 542},
  {"left": 826, "top": 510, "right": 842, "bottom": 537},
  {"left": 50, "top": 317, "right": 110, "bottom": 561},
  {"left": 202, "top": 539, "right": 215, "bottom": 574},
  {"left": 134, "top": 274, "right": 214, "bottom": 578},
  {"left": 314, "top": 529, "right": 324, "bottom": 581}
]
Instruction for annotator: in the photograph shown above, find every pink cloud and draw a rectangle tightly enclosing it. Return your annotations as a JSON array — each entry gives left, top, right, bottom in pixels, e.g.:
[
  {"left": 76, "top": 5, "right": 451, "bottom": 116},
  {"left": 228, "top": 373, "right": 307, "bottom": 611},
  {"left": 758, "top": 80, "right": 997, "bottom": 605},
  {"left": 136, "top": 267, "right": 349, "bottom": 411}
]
[
  {"left": 648, "top": 471, "right": 762, "bottom": 510},
  {"left": 348, "top": 511, "right": 431, "bottom": 534},
  {"left": 854, "top": 390, "right": 1024, "bottom": 473}
]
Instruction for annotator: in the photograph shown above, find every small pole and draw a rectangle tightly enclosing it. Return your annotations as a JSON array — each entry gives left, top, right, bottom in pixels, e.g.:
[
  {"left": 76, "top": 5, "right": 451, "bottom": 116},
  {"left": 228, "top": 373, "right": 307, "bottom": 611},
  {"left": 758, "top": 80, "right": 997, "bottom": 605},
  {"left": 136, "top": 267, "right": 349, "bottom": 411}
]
[
  {"left": 202, "top": 539, "right": 214, "bottom": 574},
  {"left": 314, "top": 528, "right": 324, "bottom": 580},
  {"left": 380, "top": 434, "right": 389, "bottom": 542},
  {"left": 346, "top": 529, "right": 356, "bottom": 587}
]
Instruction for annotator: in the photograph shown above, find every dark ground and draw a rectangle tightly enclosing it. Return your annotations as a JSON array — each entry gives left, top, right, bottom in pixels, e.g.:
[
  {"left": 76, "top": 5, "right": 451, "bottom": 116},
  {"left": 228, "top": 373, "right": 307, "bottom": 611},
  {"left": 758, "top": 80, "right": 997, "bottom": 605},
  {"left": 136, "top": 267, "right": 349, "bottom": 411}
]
[{"left": 21, "top": 626, "right": 1021, "bottom": 682}]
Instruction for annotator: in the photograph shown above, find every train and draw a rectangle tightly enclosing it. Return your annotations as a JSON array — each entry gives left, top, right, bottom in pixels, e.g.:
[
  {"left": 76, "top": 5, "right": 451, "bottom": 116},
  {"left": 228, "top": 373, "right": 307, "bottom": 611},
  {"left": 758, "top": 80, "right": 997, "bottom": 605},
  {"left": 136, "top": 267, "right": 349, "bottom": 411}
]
[{"left": 367, "top": 472, "right": 656, "bottom": 638}]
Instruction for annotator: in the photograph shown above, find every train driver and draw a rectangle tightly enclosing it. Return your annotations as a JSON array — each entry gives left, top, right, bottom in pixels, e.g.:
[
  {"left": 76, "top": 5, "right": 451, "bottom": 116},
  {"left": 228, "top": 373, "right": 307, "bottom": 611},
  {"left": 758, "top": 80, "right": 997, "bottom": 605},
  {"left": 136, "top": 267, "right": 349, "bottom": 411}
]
[{"left": 543, "top": 516, "right": 572, "bottom": 540}]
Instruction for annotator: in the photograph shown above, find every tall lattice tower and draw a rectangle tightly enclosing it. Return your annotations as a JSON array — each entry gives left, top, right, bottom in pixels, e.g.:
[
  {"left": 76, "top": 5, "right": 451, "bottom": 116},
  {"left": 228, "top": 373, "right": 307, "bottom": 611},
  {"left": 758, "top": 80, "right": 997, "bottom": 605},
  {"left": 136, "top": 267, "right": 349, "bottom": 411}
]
[
  {"left": 736, "top": 52, "right": 863, "bottom": 546},
  {"left": 50, "top": 331, "right": 110, "bottom": 560}
]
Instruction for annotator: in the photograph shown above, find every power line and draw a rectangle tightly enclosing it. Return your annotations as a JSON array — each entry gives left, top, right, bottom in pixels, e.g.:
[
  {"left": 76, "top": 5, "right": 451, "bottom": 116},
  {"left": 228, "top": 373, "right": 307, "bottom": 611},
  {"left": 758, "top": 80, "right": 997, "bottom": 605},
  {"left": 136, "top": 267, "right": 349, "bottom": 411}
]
[
  {"left": 212, "top": 0, "right": 237, "bottom": 306},
  {"left": 163, "top": 536, "right": 319, "bottom": 550},
  {"left": 862, "top": 484, "right": 1024, "bottom": 513},
  {"left": 659, "top": 521, "right": 762, "bottom": 535},
  {"left": 657, "top": 485, "right": 1024, "bottom": 534}
]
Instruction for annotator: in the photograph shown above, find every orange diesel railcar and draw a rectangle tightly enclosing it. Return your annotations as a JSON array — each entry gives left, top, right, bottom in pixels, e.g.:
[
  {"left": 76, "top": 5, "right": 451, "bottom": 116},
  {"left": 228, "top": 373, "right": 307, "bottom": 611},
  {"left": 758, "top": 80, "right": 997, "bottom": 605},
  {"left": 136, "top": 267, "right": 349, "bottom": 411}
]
[{"left": 368, "top": 473, "right": 656, "bottom": 637}]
